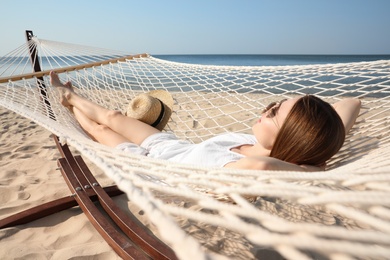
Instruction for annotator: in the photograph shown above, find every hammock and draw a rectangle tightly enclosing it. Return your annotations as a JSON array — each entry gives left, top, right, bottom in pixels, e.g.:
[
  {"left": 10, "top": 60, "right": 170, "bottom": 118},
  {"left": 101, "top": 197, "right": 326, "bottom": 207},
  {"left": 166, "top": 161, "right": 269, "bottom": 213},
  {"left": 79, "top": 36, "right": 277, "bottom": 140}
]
[{"left": 1, "top": 35, "right": 390, "bottom": 260}]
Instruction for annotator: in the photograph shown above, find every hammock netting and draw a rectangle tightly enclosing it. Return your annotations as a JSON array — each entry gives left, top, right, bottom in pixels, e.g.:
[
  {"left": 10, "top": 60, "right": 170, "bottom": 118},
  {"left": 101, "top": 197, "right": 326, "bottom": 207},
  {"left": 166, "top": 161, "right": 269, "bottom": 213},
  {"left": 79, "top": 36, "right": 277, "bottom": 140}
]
[{"left": 1, "top": 36, "right": 390, "bottom": 259}]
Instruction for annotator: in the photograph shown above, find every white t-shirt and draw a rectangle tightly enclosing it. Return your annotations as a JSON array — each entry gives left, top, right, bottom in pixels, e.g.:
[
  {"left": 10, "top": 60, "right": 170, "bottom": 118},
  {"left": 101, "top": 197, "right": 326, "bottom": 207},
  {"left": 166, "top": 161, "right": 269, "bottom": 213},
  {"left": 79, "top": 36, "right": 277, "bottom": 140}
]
[{"left": 117, "top": 132, "right": 257, "bottom": 168}]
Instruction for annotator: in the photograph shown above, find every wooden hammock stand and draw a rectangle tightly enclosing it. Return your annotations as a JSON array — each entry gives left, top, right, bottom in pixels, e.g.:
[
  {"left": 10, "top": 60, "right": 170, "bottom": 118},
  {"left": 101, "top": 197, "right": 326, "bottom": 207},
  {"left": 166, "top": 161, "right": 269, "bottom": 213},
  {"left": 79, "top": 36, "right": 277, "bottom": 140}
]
[{"left": 0, "top": 31, "right": 177, "bottom": 260}]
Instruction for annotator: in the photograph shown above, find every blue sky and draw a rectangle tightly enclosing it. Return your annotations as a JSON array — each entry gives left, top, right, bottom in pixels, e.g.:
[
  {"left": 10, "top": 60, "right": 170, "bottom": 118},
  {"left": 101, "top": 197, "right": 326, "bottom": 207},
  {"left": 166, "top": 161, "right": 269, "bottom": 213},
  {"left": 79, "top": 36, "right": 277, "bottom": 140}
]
[{"left": 0, "top": 0, "right": 389, "bottom": 55}]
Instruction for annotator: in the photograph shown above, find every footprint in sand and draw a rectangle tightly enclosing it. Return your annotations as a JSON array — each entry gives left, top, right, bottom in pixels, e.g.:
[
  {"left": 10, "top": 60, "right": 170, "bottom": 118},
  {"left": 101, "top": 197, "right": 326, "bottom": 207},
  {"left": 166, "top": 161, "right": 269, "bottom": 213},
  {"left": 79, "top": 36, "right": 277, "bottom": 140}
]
[{"left": 17, "top": 191, "right": 31, "bottom": 200}]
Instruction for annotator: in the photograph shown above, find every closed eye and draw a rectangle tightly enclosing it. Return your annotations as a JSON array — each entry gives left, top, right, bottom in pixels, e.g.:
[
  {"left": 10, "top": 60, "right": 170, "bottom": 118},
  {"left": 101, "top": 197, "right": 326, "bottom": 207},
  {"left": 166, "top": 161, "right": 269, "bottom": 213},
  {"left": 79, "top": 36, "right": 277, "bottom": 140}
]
[
  {"left": 268, "top": 106, "right": 277, "bottom": 117},
  {"left": 262, "top": 102, "right": 276, "bottom": 114},
  {"left": 263, "top": 99, "right": 287, "bottom": 118}
]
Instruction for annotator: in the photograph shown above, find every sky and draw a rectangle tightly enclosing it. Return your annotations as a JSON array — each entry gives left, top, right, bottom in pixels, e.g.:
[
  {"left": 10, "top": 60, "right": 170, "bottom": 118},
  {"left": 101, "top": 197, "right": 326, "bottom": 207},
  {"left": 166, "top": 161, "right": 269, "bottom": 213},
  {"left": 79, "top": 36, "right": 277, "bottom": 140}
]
[{"left": 0, "top": 0, "right": 390, "bottom": 56}]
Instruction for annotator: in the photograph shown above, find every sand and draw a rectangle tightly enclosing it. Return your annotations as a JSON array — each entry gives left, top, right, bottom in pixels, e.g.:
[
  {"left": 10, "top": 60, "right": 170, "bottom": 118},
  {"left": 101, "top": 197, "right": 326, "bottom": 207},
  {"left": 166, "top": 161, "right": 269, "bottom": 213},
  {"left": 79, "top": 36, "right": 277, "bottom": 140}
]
[{"left": 0, "top": 107, "right": 125, "bottom": 259}]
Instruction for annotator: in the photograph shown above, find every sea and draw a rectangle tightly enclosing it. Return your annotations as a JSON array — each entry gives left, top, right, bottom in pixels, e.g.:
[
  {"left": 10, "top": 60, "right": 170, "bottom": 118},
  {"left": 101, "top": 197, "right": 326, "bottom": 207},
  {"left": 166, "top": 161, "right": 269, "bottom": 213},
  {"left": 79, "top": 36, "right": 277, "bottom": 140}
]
[
  {"left": 1, "top": 54, "right": 390, "bottom": 97},
  {"left": 2, "top": 54, "right": 390, "bottom": 73},
  {"left": 154, "top": 54, "right": 390, "bottom": 66},
  {"left": 152, "top": 54, "right": 390, "bottom": 98}
]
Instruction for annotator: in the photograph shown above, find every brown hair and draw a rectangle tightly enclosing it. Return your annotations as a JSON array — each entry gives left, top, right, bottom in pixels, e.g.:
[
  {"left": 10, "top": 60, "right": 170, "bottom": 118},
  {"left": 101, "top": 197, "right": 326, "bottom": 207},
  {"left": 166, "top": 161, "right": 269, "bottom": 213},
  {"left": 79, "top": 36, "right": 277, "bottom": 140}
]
[{"left": 270, "top": 95, "right": 345, "bottom": 166}]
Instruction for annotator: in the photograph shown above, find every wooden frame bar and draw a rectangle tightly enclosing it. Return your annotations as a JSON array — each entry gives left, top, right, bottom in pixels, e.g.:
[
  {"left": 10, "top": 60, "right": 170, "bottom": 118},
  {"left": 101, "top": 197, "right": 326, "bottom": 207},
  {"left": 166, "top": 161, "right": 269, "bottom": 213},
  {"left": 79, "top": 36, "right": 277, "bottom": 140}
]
[
  {"left": 0, "top": 185, "right": 121, "bottom": 228},
  {"left": 0, "top": 53, "right": 149, "bottom": 84}
]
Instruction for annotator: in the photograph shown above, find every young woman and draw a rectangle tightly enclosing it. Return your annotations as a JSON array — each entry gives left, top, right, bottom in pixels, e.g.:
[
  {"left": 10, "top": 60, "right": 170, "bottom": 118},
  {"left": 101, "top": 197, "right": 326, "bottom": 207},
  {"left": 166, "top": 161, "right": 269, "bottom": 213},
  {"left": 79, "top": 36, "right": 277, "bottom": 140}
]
[{"left": 50, "top": 72, "right": 361, "bottom": 172}]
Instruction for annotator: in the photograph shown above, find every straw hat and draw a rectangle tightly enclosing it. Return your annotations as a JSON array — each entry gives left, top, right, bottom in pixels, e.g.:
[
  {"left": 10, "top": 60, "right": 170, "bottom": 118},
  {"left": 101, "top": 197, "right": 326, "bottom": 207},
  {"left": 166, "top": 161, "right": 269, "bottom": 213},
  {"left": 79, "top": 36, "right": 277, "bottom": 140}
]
[{"left": 125, "top": 90, "right": 174, "bottom": 130}]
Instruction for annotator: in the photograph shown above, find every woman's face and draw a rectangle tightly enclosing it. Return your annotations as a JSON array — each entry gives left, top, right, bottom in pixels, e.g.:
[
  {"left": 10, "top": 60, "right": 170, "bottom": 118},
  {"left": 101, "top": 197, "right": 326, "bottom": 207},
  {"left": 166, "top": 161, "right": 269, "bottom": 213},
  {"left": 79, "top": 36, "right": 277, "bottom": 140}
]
[{"left": 252, "top": 97, "right": 299, "bottom": 150}]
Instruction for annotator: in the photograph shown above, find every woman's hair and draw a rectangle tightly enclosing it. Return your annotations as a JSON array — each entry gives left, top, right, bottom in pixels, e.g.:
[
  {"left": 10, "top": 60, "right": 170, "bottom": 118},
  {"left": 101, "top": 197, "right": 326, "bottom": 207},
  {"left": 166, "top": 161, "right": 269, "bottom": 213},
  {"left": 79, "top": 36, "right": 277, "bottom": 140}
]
[{"left": 270, "top": 95, "right": 345, "bottom": 166}]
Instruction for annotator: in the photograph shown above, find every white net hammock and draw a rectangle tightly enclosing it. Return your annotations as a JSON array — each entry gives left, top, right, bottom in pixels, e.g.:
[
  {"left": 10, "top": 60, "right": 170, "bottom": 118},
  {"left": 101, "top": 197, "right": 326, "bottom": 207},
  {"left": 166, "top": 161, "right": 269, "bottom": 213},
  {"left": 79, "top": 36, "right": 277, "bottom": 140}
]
[{"left": 1, "top": 36, "right": 390, "bottom": 260}]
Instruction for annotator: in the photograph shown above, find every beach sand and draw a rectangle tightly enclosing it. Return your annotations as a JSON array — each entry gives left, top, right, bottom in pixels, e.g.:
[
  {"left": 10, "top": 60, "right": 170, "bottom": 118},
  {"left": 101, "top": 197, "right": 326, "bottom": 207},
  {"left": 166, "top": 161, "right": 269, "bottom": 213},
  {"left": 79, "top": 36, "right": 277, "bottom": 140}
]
[{"left": 0, "top": 107, "right": 125, "bottom": 259}]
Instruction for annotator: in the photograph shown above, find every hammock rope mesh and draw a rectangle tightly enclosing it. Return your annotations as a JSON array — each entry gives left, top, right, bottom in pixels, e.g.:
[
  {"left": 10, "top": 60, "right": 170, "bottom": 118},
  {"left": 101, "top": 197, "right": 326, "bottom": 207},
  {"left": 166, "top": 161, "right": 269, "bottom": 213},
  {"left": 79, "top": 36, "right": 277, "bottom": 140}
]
[{"left": 1, "top": 37, "right": 390, "bottom": 259}]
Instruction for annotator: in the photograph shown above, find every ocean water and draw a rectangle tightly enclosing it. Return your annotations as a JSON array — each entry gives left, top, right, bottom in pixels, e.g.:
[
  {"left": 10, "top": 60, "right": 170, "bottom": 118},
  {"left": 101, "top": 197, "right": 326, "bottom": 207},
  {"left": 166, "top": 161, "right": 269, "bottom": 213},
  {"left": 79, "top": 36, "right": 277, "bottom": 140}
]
[
  {"left": 152, "top": 54, "right": 390, "bottom": 98},
  {"left": 154, "top": 54, "right": 390, "bottom": 66},
  {"left": 2, "top": 54, "right": 390, "bottom": 75},
  {"left": 2, "top": 54, "right": 389, "bottom": 97}
]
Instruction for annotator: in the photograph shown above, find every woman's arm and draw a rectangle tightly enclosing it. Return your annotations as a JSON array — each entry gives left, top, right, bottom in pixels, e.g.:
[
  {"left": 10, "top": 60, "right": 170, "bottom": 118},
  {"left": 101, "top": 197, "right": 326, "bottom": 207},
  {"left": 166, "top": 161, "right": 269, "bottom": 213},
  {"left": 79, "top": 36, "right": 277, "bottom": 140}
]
[
  {"left": 225, "top": 156, "right": 324, "bottom": 172},
  {"left": 332, "top": 98, "right": 361, "bottom": 133}
]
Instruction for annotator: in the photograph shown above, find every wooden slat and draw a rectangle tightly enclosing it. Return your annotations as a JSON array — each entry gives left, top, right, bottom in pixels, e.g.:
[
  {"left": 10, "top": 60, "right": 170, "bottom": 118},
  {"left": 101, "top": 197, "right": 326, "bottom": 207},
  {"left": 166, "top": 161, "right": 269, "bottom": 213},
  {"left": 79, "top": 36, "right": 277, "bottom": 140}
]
[
  {"left": 0, "top": 53, "right": 149, "bottom": 84},
  {"left": 0, "top": 196, "right": 77, "bottom": 228}
]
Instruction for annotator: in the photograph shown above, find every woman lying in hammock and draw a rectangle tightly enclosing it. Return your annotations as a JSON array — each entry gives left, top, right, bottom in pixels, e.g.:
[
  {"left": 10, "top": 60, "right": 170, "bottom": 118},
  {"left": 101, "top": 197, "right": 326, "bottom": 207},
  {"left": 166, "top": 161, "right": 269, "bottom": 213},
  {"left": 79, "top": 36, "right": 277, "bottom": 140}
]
[{"left": 50, "top": 72, "right": 361, "bottom": 172}]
